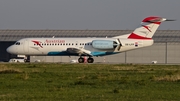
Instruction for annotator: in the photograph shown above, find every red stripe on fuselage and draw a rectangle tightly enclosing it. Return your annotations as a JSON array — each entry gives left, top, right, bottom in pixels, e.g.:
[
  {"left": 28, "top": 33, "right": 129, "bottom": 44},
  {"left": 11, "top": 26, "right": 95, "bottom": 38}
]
[{"left": 128, "top": 33, "right": 152, "bottom": 40}]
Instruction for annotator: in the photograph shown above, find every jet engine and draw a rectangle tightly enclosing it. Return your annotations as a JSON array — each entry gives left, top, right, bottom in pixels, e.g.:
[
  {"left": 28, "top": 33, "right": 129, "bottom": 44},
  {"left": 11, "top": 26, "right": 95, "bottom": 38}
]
[{"left": 92, "top": 40, "right": 118, "bottom": 50}]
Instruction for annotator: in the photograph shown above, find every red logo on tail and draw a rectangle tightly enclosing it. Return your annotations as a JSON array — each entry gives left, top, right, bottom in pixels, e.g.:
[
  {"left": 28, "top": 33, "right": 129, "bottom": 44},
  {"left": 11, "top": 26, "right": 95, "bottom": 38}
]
[{"left": 142, "top": 25, "right": 152, "bottom": 32}]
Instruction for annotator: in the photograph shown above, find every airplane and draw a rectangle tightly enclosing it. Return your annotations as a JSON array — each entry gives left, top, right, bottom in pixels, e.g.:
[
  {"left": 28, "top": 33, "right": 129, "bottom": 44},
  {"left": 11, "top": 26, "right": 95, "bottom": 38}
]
[{"left": 6, "top": 16, "right": 174, "bottom": 63}]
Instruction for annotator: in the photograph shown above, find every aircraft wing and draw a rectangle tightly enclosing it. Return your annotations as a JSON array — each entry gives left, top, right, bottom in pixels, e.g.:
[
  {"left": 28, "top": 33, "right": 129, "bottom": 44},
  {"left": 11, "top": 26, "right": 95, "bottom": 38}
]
[{"left": 66, "top": 48, "right": 92, "bottom": 56}]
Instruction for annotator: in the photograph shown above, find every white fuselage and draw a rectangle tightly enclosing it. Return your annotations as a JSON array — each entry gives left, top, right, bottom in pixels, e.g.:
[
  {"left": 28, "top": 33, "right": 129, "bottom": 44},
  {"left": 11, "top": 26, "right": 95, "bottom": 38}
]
[{"left": 7, "top": 37, "right": 154, "bottom": 56}]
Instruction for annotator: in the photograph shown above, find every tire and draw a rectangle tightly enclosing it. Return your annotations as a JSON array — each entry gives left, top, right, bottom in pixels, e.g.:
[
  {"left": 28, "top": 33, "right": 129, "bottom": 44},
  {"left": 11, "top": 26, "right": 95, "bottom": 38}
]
[
  {"left": 78, "top": 58, "right": 84, "bottom": 63},
  {"left": 87, "top": 58, "right": 94, "bottom": 63}
]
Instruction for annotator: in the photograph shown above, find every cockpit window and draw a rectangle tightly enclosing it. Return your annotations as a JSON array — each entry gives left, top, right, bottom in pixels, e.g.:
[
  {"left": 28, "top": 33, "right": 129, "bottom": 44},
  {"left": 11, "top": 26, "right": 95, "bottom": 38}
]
[{"left": 15, "top": 42, "right": 20, "bottom": 45}]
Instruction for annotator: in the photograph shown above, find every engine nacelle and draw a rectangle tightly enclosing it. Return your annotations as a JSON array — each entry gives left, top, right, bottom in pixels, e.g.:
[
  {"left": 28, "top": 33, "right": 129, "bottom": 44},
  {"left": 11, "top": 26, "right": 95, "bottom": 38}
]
[{"left": 92, "top": 40, "right": 117, "bottom": 50}]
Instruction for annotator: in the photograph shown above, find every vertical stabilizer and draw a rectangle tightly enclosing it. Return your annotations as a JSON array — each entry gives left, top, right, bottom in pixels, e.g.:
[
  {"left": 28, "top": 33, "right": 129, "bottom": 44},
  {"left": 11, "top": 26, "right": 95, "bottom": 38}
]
[
  {"left": 128, "top": 16, "right": 167, "bottom": 39},
  {"left": 114, "top": 16, "right": 174, "bottom": 39}
]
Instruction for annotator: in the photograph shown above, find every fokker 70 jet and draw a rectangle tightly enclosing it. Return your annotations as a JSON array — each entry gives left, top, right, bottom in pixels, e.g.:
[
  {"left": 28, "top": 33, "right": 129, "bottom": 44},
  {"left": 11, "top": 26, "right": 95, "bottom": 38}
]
[{"left": 7, "top": 16, "right": 174, "bottom": 63}]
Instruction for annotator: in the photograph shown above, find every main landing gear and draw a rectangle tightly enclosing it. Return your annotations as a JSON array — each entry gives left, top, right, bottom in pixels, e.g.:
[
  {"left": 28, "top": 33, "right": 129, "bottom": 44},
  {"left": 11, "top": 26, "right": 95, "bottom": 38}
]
[{"left": 78, "top": 56, "right": 94, "bottom": 63}]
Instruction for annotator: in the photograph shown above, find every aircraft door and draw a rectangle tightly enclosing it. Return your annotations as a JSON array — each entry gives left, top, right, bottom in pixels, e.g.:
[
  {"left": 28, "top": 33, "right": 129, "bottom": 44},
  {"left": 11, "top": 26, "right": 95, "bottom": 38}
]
[{"left": 23, "top": 39, "right": 29, "bottom": 53}]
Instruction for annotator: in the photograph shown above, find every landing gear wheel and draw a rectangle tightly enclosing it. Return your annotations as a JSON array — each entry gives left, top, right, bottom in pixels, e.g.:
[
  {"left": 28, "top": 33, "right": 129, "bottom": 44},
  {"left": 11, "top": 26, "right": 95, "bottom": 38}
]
[
  {"left": 87, "top": 58, "right": 94, "bottom": 63},
  {"left": 78, "top": 58, "right": 84, "bottom": 63}
]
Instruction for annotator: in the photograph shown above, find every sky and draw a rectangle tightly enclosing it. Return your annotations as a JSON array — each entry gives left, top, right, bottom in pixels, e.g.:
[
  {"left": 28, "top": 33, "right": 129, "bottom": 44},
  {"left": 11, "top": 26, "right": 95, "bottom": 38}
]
[{"left": 0, "top": 0, "right": 179, "bottom": 30}]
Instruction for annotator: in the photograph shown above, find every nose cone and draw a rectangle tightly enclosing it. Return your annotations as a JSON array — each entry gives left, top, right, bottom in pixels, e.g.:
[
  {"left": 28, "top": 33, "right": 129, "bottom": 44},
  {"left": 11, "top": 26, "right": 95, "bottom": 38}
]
[{"left": 7, "top": 46, "right": 16, "bottom": 54}]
